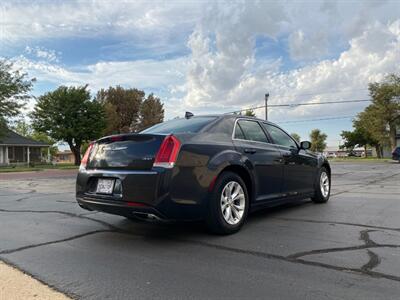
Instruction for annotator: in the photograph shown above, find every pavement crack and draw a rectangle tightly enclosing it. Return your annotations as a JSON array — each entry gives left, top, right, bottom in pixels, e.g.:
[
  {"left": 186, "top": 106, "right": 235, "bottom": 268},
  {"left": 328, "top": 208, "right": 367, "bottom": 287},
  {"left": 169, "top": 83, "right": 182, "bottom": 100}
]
[
  {"left": 330, "top": 172, "right": 400, "bottom": 197},
  {"left": 110, "top": 230, "right": 400, "bottom": 283},
  {"left": 0, "top": 230, "right": 112, "bottom": 255},
  {"left": 361, "top": 250, "right": 381, "bottom": 272},
  {"left": 0, "top": 208, "right": 120, "bottom": 231},
  {"left": 273, "top": 217, "right": 400, "bottom": 232},
  {"left": 360, "top": 229, "right": 378, "bottom": 247}
]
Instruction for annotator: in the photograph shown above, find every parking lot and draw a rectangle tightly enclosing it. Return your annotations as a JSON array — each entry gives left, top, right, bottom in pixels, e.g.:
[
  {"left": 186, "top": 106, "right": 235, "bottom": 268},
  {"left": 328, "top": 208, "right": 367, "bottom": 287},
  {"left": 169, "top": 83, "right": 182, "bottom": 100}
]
[{"left": 1, "top": 162, "right": 400, "bottom": 299}]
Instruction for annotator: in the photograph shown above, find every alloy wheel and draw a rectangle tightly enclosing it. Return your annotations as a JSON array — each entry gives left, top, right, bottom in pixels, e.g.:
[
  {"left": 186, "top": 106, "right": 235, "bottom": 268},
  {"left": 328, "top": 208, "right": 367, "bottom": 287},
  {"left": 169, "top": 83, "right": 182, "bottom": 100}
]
[
  {"left": 320, "top": 172, "right": 330, "bottom": 197},
  {"left": 220, "top": 181, "right": 245, "bottom": 225}
]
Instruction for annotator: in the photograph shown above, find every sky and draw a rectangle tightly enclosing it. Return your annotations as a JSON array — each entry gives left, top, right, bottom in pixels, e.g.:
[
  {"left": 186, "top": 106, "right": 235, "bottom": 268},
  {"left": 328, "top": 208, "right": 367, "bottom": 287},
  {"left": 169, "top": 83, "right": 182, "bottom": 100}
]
[{"left": 1, "top": 0, "right": 400, "bottom": 147}]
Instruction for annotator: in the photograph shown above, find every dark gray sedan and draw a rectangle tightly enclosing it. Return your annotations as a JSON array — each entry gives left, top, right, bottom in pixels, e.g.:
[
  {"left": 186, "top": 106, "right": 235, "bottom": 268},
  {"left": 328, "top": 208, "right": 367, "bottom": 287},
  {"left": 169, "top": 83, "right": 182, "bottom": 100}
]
[{"left": 76, "top": 114, "right": 331, "bottom": 234}]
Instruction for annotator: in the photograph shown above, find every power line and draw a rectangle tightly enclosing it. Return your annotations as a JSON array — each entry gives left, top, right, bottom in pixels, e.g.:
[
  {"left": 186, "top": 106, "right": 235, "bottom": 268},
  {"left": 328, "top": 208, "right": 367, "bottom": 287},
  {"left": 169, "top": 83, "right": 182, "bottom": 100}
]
[
  {"left": 227, "top": 99, "right": 371, "bottom": 114},
  {"left": 277, "top": 115, "right": 356, "bottom": 124},
  {"left": 272, "top": 88, "right": 369, "bottom": 99},
  {"left": 269, "top": 99, "right": 371, "bottom": 107}
]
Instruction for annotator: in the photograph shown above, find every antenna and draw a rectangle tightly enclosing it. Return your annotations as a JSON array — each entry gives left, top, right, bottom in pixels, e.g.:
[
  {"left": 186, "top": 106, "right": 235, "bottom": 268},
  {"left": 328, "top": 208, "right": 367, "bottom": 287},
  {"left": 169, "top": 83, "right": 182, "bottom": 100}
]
[{"left": 185, "top": 111, "right": 194, "bottom": 119}]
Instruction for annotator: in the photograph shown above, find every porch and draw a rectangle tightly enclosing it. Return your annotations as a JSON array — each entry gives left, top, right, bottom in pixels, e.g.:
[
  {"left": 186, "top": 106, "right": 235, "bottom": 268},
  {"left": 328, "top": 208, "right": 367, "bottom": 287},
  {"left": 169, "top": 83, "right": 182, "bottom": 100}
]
[
  {"left": 0, "top": 145, "right": 50, "bottom": 166},
  {"left": 0, "top": 130, "right": 50, "bottom": 166}
]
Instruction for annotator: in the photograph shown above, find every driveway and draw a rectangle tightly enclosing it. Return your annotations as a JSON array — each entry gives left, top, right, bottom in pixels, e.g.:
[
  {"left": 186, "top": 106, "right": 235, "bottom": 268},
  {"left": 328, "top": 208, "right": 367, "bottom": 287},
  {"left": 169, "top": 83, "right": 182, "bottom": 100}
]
[{"left": 0, "top": 162, "right": 399, "bottom": 299}]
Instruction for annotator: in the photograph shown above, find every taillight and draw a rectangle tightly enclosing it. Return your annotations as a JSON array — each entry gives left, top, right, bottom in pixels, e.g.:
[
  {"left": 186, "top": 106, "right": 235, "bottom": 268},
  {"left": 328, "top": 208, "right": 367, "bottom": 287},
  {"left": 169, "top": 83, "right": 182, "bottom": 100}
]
[
  {"left": 153, "top": 135, "right": 181, "bottom": 168},
  {"left": 80, "top": 142, "right": 94, "bottom": 170}
]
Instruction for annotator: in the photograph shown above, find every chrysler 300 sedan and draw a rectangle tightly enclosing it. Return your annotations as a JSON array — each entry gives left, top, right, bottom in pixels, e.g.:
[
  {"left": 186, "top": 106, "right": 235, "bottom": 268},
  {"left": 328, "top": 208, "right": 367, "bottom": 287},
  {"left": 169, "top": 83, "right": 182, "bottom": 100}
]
[{"left": 76, "top": 114, "right": 331, "bottom": 234}]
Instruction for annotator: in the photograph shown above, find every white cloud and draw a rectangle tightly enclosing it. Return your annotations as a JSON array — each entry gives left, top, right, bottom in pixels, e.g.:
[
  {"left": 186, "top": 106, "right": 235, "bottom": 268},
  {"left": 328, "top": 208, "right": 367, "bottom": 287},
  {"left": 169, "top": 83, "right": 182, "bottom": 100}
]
[
  {"left": 288, "top": 30, "right": 329, "bottom": 61},
  {"left": 184, "top": 19, "right": 400, "bottom": 121},
  {"left": 184, "top": 1, "right": 287, "bottom": 108},
  {"left": 3, "top": 0, "right": 400, "bottom": 125},
  {"left": 13, "top": 56, "right": 187, "bottom": 92},
  {"left": 24, "top": 46, "right": 60, "bottom": 62},
  {"left": 0, "top": 0, "right": 203, "bottom": 44}
]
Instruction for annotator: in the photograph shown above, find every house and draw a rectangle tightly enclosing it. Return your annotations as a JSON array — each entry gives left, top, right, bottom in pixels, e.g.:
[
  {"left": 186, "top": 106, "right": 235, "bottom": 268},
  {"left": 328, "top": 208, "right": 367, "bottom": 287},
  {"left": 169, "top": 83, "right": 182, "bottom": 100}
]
[
  {"left": 54, "top": 150, "right": 75, "bottom": 164},
  {"left": 323, "top": 146, "right": 372, "bottom": 158},
  {"left": 0, "top": 129, "right": 50, "bottom": 166}
]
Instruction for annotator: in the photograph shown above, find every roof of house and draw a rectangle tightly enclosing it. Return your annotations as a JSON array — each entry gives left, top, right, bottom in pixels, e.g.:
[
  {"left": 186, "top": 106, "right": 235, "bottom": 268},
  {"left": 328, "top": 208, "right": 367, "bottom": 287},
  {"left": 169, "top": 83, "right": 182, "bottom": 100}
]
[{"left": 0, "top": 129, "right": 50, "bottom": 146}]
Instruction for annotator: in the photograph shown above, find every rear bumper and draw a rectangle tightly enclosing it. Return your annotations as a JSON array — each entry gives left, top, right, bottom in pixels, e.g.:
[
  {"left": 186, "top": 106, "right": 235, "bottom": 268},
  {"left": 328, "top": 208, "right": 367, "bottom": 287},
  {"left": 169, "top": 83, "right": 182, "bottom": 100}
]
[
  {"left": 76, "top": 168, "right": 206, "bottom": 221},
  {"left": 77, "top": 196, "right": 168, "bottom": 220}
]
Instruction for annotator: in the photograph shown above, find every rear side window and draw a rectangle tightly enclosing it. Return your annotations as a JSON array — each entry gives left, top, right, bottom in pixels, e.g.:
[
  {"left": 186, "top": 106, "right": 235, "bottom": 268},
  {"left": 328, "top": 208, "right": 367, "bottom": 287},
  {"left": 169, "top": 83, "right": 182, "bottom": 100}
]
[
  {"left": 234, "top": 124, "right": 245, "bottom": 139},
  {"left": 263, "top": 123, "right": 297, "bottom": 149},
  {"left": 235, "top": 120, "right": 268, "bottom": 143},
  {"left": 141, "top": 117, "right": 217, "bottom": 134}
]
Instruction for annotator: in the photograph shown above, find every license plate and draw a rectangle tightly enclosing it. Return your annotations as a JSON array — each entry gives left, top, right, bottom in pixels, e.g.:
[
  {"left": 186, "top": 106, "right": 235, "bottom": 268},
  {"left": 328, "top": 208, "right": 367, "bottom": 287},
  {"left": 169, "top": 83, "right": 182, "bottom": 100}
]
[{"left": 96, "top": 179, "right": 115, "bottom": 194}]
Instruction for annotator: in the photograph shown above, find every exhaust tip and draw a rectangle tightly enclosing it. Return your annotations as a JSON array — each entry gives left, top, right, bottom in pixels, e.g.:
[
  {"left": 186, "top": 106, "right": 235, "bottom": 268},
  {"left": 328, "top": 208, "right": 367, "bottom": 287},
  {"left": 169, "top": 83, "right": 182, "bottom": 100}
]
[{"left": 132, "top": 212, "right": 164, "bottom": 222}]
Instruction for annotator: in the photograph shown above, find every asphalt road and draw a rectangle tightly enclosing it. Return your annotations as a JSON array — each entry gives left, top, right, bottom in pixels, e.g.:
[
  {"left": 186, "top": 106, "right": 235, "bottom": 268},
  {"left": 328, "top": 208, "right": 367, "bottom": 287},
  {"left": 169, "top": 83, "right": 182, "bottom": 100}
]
[{"left": 1, "top": 162, "right": 400, "bottom": 299}]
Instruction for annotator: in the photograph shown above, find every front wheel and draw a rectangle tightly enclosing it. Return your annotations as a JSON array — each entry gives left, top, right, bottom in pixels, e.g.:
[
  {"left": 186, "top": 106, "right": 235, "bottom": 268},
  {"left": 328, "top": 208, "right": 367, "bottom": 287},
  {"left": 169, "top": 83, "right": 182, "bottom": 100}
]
[
  {"left": 311, "top": 167, "right": 330, "bottom": 203},
  {"left": 205, "top": 172, "right": 249, "bottom": 235}
]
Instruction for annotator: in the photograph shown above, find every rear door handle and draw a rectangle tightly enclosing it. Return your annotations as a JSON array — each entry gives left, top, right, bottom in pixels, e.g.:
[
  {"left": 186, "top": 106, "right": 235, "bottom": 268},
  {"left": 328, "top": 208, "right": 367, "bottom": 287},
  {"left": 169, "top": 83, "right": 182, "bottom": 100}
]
[{"left": 244, "top": 148, "right": 257, "bottom": 154}]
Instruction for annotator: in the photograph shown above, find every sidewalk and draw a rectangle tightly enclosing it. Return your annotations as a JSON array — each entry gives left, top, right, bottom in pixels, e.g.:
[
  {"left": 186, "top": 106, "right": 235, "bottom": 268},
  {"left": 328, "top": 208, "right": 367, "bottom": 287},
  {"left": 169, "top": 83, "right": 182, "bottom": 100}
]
[
  {"left": 0, "top": 169, "right": 77, "bottom": 180},
  {"left": 0, "top": 261, "right": 70, "bottom": 300}
]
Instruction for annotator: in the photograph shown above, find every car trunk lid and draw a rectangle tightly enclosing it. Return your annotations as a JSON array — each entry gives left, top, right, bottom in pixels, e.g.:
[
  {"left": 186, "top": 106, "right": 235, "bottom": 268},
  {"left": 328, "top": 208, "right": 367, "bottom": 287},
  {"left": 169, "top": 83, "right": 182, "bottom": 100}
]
[{"left": 86, "top": 134, "right": 166, "bottom": 170}]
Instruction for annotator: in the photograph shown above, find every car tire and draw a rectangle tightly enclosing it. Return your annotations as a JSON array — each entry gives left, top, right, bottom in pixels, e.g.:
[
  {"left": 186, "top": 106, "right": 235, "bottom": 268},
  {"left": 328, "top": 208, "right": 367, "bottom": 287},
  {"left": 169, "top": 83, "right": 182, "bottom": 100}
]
[
  {"left": 205, "top": 171, "right": 249, "bottom": 235},
  {"left": 311, "top": 167, "right": 330, "bottom": 203}
]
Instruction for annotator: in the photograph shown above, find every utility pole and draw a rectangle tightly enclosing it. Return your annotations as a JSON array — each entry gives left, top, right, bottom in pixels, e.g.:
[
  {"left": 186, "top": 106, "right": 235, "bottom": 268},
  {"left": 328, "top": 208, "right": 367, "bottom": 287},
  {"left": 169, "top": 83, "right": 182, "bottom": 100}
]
[{"left": 265, "top": 93, "right": 269, "bottom": 120}]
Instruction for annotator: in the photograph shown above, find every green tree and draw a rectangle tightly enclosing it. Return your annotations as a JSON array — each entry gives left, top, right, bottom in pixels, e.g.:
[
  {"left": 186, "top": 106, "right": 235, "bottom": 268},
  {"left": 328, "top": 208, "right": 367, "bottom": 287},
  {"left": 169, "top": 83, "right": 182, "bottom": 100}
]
[
  {"left": 31, "top": 86, "right": 106, "bottom": 165},
  {"left": 340, "top": 116, "right": 381, "bottom": 158},
  {"left": 12, "top": 119, "right": 58, "bottom": 158},
  {"left": 291, "top": 133, "right": 301, "bottom": 143},
  {"left": 30, "top": 131, "right": 58, "bottom": 158},
  {"left": 367, "top": 74, "right": 400, "bottom": 150},
  {"left": 96, "top": 86, "right": 144, "bottom": 134},
  {"left": 244, "top": 109, "right": 256, "bottom": 117},
  {"left": 0, "top": 59, "right": 35, "bottom": 136},
  {"left": 13, "top": 119, "right": 32, "bottom": 137},
  {"left": 135, "top": 94, "right": 164, "bottom": 131},
  {"left": 309, "top": 129, "right": 327, "bottom": 152}
]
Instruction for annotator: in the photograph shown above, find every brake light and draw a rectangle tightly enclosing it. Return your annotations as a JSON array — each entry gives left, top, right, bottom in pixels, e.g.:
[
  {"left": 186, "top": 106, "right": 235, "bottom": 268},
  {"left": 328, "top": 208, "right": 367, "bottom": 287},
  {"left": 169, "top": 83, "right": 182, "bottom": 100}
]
[
  {"left": 80, "top": 142, "right": 94, "bottom": 170},
  {"left": 153, "top": 135, "right": 181, "bottom": 168}
]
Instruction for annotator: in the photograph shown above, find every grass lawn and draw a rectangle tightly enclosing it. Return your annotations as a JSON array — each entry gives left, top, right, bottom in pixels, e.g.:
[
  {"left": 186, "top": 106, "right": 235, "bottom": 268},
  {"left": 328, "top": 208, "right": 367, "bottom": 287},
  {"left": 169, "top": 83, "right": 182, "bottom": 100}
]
[
  {"left": 328, "top": 157, "right": 397, "bottom": 163},
  {"left": 0, "top": 164, "right": 78, "bottom": 173}
]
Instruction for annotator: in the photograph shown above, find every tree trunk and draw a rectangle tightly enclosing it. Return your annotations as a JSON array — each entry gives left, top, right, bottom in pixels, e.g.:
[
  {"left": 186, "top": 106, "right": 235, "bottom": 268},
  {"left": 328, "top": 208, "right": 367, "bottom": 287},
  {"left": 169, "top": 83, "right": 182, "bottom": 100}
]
[
  {"left": 389, "top": 123, "right": 397, "bottom": 151},
  {"left": 375, "top": 145, "right": 381, "bottom": 158},
  {"left": 364, "top": 145, "right": 368, "bottom": 158},
  {"left": 72, "top": 148, "right": 81, "bottom": 166},
  {"left": 67, "top": 141, "right": 81, "bottom": 165}
]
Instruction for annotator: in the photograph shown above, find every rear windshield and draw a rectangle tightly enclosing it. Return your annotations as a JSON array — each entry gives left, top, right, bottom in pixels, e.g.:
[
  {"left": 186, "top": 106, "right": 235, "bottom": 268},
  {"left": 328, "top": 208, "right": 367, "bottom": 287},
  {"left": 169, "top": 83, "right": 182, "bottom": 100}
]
[{"left": 141, "top": 117, "right": 217, "bottom": 134}]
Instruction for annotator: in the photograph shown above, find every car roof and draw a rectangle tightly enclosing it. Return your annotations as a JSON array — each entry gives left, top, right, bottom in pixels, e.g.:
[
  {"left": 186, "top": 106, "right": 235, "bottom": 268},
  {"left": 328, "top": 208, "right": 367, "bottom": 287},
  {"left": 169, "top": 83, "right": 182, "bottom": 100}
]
[{"left": 192, "top": 113, "right": 278, "bottom": 126}]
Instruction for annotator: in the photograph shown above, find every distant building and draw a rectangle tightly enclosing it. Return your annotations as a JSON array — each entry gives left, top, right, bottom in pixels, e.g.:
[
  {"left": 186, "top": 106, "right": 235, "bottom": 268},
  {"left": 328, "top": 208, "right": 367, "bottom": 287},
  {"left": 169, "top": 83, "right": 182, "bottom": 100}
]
[
  {"left": 0, "top": 129, "right": 50, "bottom": 166},
  {"left": 54, "top": 150, "right": 75, "bottom": 164},
  {"left": 323, "top": 146, "right": 372, "bottom": 158}
]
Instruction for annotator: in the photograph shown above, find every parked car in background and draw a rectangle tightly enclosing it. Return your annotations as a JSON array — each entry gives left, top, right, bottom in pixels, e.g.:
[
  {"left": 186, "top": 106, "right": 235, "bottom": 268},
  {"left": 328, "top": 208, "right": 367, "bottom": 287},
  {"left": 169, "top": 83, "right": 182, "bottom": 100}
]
[
  {"left": 393, "top": 147, "right": 400, "bottom": 162},
  {"left": 76, "top": 114, "right": 331, "bottom": 234}
]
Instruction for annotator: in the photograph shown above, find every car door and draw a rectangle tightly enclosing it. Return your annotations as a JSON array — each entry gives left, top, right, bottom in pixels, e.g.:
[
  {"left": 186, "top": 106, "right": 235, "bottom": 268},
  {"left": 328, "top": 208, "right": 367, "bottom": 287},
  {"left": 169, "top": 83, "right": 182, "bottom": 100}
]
[
  {"left": 262, "top": 123, "right": 316, "bottom": 196},
  {"left": 232, "top": 119, "right": 284, "bottom": 201}
]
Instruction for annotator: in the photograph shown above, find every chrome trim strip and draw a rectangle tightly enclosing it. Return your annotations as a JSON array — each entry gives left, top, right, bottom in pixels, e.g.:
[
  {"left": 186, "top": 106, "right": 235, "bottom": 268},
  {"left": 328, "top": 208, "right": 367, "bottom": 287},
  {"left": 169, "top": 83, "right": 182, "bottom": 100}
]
[
  {"left": 231, "top": 118, "right": 275, "bottom": 146},
  {"left": 85, "top": 169, "right": 158, "bottom": 175}
]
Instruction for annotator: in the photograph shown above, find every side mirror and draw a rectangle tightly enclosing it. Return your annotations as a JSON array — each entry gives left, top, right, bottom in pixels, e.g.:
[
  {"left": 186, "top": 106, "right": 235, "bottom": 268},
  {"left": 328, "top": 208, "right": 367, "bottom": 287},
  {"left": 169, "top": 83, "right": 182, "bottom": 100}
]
[{"left": 300, "top": 141, "right": 311, "bottom": 150}]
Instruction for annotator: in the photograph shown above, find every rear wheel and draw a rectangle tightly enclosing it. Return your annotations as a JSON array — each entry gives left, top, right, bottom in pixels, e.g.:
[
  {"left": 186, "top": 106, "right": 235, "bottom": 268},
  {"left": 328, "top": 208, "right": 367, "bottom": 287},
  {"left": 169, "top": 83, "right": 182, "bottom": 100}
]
[
  {"left": 311, "top": 167, "right": 330, "bottom": 203},
  {"left": 205, "top": 171, "right": 249, "bottom": 235}
]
